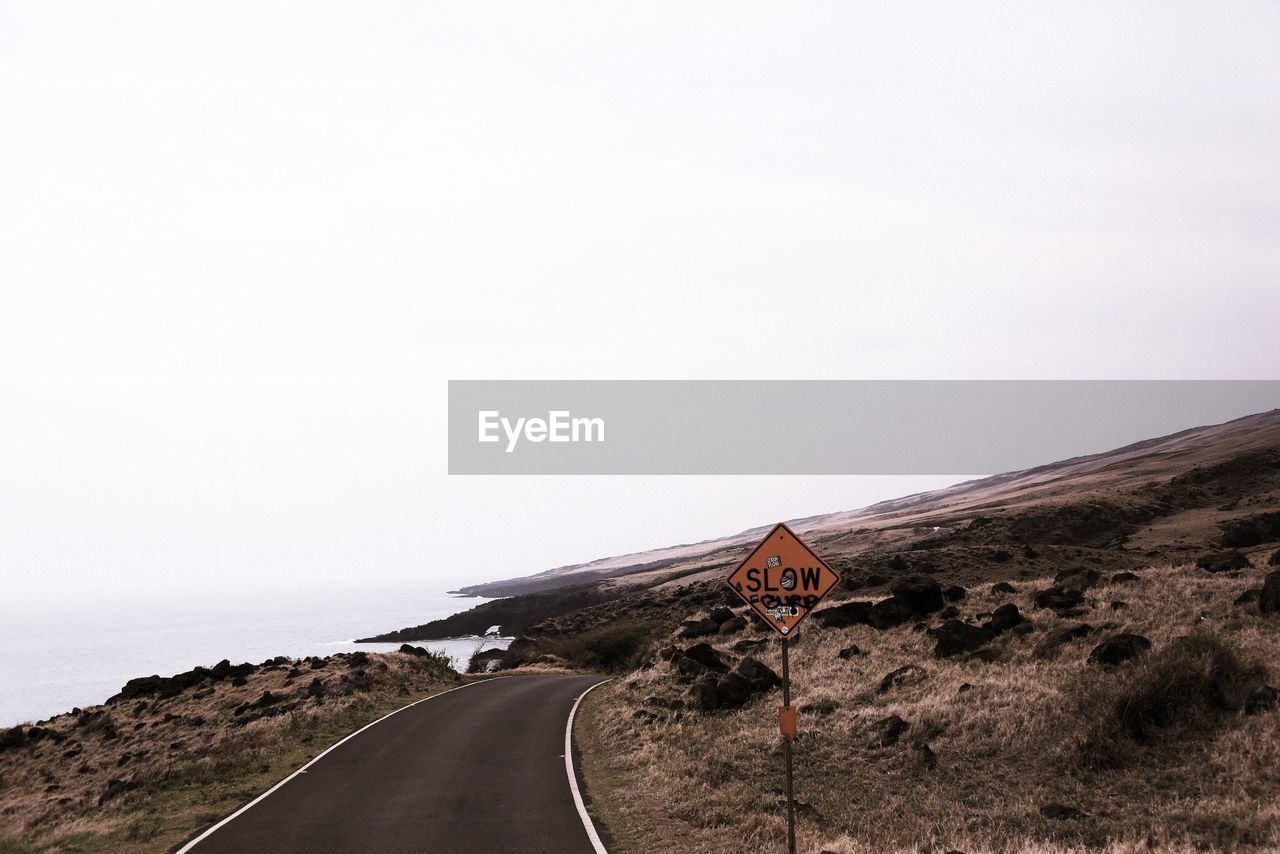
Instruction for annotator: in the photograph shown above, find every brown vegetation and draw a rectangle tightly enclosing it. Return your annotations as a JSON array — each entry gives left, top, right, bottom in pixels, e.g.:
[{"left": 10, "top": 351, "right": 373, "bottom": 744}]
[
  {"left": 577, "top": 563, "right": 1280, "bottom": 852},
  {"left": 0, "top": 649, "right": 459, "bottom": 853}
]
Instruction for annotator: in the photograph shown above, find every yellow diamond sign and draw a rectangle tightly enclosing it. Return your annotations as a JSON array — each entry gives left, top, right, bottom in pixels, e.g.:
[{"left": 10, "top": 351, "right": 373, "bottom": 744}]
[{"left": 725, "top": 523, "right": 840, "bottom": 636}]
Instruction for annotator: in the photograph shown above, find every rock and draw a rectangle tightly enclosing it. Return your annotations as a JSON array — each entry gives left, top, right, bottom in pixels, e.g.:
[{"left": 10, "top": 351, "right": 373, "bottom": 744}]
[
  {"left": 864, "top": 572, "right": 889, "bottom": 586},
  {"left": 1040, "top": 803, "right": 1085, "bottom": 820},
  {"left": 1023, "top": 544, "right": 1039, "bottom": 559},
  {"left": 1261, "top": 570, "right": 1280, "bottom": 615},
  {"left": 1234, "top": 589, "right": 1263, "bottom": 607},
  {"left": 731, "top": 638, "right": 767, "bottom": 654},
  {"left": 398, "top": 644, "right": 430, "bottom": 656},
  {"left": 990, "top": 549, "right": 1013, "bottom": 563},
  {"left": 1010, "top": 621, "right": 1035, "bottom": 636},
  {"left": 943, "top": 585, "right": 967, "bottom": 602},
  {"left": 735, "top": 657, "right": 781, "bottom": 692},
  {"left": 813, "top": 600, "right": 875, "bottom": 628},
  {"left": 1111, "top": 572, "right": 1140, "bottom": 584},
  {"left": 717, "top": 616, "right": 748, "bottom": 635},
  {"left": 982, "top": 603, "right": 1025, "bottom": 634},
  {"left": 688, "top": 677, "right": 719, "bottom": 712},
  {"left": 888, "top": 576, "right": 944, "bottom": 614},
  {"left": 682, "top": 643, "right": 728, "bottom": 671},
  {"left": 870, "top": 597, "right": 916, "bottom": 629},
  {"left": 1271, "top": 550, "right": 1280, "bottom": 566},
  {"left": 708, "top": 607, "right": 735, "bottom": 624},
  {"left": 931, "top": 620, "right": 996, "bottom": 658},
  {"left": 1033, "top": 587, "right": 1085, "bottom": 611},
  {"left": 1244, "top": 685, "right": 1278, "bottom": 714},
  {"left": 677, "top": 617, "right": 722, "bottom": 638},
  {"left": 1054, "top": 568, "right": 1101, "bottom": 592},
  {"left": 1196, "top": 551, "right": 1251, "bottom": 573},
  {"left": 837, "top": 644, "right": 866, "bottom": 659},
  {"left": 868, "top": 714, "right": 910, "bottom": 747},
  {"left": 991, "top": 581, "right": 1017, "bottom": 595},
  {"left": 714, "top": 672, "right": 753, "bottom": 708},
  {"left": 957, "top": 682, "right": 975, "bottom": 694},
  {"left": 887, "top": 555, "right": 908, "bottom": 572},
  {"left": 1088, "top": 633, "right": 1152, "bottom": 667},
  {"left": 939, "top": 605, "right": 960, "bottom": 619},
  {"left": 877, "top": 664, "right": 927, "bottom": 693},
  {"left": 1110, "top": 601, "right": 1128, "bottom": 610},
  {"left": 914, "top": 742, "right": 938, "bottom": 769}
]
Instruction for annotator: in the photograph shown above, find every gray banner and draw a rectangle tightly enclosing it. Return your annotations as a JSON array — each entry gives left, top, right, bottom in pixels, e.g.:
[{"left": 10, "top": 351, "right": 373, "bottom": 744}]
[{"left": 448, "top": 380, "right": 1280, "bottom": 475}]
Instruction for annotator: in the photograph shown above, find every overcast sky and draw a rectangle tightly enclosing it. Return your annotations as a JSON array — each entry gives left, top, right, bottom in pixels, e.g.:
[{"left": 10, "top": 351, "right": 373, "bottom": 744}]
[{"left": 2, "top": 3, "right": 1278, "bottom": 601}]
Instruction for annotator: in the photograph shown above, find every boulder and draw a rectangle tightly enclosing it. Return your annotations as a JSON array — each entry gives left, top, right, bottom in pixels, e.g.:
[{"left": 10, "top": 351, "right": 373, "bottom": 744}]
[
  {"left": 1054, "top": 568, "right": 1101, "bottom": 592},
  {"left": 1262, "top": 570, "right": 1280, "bottom": 615},
  {"left": 1087, "top": 633, "right": 1152, "bottom": 667},
  {"left": 1271, "top": 549, "right": 1280, "bottom": 566},
  {"left": 837, "top": 644, "right": 866, "bottom": 659},
  {"left": 1111, "top": 572, "right": 1140, "bottom": 584},
  {"left": 714, "top": 672, "right": 753, "bottom": 708},
  {"left": 943, "top": 585, "right": 967, "bottom": 602},
  {"left": 688, "top": 677, "right": 719, "bottom": 712},
  {"left": 1234, "top": 589, "right": 1263, "bottom": 607},
  {"left": 682, "top": 643, "right": 728, "bottom": 672},
  {"left": 888, "top": 576, "right": 944, "bottom": 614},
  {"left": 931, "top": 620, "right": 995, "bottom": 659},
  {"left": 1033, "top": 587, "right": 1085, "bottom": 611},
  {"left": 991, "top": 581, "right": 1017, "bottom": 595},
  {"left": 398, "top": 644, "right": 430, "bottom": 656},
  {"left": 813, "top": 600, "right": 875, "bottom": 629},
  {"left": 982, "top": 603, "right": 1026, "bottom": 634},
  {"left": 1023, "top": 544, "right": 1039, "bottom": 559},
  {"left": 708, "top": 607, "right": 735, "bottom": 624},
  {"left": 676, "top": 617, "right": 722, "bottom": 639},
  {"left": 870, "top": 597, "right": 916, "bottom": 629},
  {"left": 735, "top": 657, "right": 781, "bottom": 692},
  {"left": 868, "top": 714, "right": 910, "bottom": 748},
  {"left": 1196, "top": 551, "right": 1251, "bottom": 573},
  {"left": 915, "top": 742, "right": 938, "bottom": 770},
  {"left": 731, "top": 638, "right": 767, "bottom": 654},
  {"left": 717, "top": 616, "right": 748, "bottom": 635},
  {"left": 877, "top": 664, "right": 927, "bottom": 693}
]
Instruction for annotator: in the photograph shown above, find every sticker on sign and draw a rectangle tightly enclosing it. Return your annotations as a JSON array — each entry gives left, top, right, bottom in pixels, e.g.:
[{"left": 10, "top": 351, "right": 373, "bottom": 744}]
[{"left": 725, "top": 523, "right": 840, "bottom": 635}]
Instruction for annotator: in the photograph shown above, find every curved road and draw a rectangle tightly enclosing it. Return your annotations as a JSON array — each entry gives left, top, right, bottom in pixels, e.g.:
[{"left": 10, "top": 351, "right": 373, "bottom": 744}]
[{"left": 180, "top": 674, "right": 609, "bottom": 854}]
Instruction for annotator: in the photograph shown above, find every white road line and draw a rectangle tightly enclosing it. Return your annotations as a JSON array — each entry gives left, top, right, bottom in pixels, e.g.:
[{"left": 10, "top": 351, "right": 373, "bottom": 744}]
[
  {"left": 175, "top": 677, "right": 501, "bottom": 853},
  {"left": 564, "top": 678, "right": 613, "bottom": 854}
]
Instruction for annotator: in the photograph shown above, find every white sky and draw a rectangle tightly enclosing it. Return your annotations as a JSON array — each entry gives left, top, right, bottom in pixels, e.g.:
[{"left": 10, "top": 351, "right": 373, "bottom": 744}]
[{"left": 2, "top": 3, "right": 1278, "bottom": 600}]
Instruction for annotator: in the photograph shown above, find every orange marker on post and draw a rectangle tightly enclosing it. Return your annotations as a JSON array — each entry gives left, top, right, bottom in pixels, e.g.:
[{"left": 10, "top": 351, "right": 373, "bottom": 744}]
[{"left": 779, "top": 705, "right": 797, "bottom": 741}]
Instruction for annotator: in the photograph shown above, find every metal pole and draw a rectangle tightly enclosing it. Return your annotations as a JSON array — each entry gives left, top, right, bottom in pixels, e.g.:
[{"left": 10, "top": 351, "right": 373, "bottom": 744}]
[{"left": 782, "top": 635, "right": 796, "bottom": 854}]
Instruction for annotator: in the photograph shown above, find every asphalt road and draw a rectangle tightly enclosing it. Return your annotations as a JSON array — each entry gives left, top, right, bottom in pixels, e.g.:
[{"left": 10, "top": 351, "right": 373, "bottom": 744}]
[{"left": 182, "top": 673, "right": 610, "bottom": 854}]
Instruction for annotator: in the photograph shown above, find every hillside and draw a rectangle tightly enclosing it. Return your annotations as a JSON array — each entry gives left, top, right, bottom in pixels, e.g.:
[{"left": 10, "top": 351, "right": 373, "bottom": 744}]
[{"left": 365, "top": 408, "right": 1280, "bottom": 647}]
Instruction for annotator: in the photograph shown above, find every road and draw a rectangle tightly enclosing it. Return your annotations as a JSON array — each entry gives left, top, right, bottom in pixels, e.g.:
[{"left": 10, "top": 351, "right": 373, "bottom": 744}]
[{"left": 180, "top": 673, "right": 610, "bottom": 854}]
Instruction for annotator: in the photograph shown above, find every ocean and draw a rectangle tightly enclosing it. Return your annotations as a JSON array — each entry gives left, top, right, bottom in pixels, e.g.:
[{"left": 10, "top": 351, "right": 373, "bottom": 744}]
[{"left": 0, "top": 584, "right": 511, "bottom": 727}]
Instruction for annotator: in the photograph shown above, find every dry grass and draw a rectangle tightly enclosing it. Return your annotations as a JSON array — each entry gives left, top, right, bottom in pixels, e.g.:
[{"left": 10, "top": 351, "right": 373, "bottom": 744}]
[
  {"left": 0, "top": 650, "right": 462, "bottom": 853},
  {"left": 578, "top": 563, "right": 1280, "bottom": 853}
]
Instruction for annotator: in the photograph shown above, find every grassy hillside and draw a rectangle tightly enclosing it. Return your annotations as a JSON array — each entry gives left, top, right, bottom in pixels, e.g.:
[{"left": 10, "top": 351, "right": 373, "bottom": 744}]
[
  {"left": 578, "top": 561, "right": 1280, "bottom": 852},
  {"left": 0, "top": 649, "right": 460, "bottom": 853}
]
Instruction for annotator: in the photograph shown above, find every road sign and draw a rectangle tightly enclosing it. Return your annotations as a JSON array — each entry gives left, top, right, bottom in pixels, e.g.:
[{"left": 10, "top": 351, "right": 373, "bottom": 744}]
[
  {"left": 725, "top": 523, "right": 838, "bottom": 854},
  {"left": 725, "top": 523, "right": 840, "bottom": 636}
]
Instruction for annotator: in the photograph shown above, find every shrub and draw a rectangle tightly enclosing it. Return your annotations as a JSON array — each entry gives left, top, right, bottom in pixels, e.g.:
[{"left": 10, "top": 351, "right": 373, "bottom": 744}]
[
  {"left": 1076, "top": 632, "right": 1268, "bottom": 768},
  {"left": 552, "top": 622, "right": 660, "bottom": 672}
]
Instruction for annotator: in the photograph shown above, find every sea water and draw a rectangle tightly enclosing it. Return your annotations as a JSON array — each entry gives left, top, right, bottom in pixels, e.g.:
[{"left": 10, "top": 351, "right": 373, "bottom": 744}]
[{"left": 0, "top": 584, "right": 511, "bottom": 727}]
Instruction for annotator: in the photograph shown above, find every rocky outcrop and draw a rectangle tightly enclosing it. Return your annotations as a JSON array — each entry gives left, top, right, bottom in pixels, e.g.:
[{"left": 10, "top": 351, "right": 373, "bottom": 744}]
[{"left": 1088, "top": 633, "right": 1152, "bottom": 667}]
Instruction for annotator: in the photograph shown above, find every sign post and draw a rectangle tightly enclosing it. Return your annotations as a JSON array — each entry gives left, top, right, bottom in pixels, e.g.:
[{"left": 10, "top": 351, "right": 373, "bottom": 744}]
[{"left": 725, "top": 523, "right": 840, "bottom": 854}]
